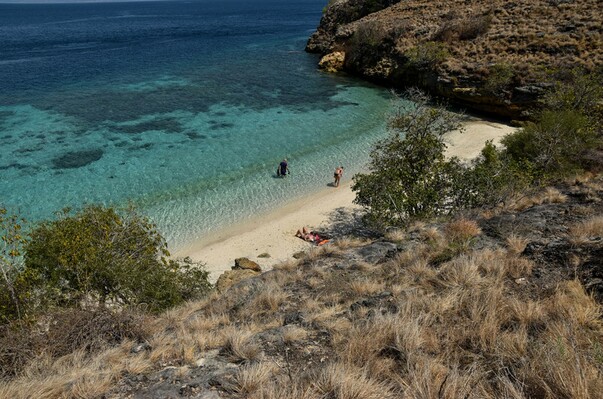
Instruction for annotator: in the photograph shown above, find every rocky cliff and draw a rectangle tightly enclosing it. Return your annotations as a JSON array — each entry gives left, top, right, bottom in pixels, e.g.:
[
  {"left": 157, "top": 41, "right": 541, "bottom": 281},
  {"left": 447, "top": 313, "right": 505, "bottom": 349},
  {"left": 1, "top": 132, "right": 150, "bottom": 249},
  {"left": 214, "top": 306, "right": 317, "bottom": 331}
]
[{"left": 307, "top": 0, "right": 603, "bottom": 118}]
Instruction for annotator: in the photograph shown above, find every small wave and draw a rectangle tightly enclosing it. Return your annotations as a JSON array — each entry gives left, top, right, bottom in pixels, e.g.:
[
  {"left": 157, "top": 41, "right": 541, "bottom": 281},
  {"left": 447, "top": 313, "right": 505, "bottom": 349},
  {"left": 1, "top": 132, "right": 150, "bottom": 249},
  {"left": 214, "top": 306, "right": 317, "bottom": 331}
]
[
  {"left": 0, "top": 56, "right": 43, "bottom": 65},
  {"left": 41, "top": 17, "right": 105, "bottom": 26}
]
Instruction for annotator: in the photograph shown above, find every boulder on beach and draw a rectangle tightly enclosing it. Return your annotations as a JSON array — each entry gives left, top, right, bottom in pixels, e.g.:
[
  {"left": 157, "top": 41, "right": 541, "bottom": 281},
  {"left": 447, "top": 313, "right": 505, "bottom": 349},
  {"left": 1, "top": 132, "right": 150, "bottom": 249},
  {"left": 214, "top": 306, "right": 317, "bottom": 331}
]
[
  {"left": 215, "top": 269, "right": 260, "bottom": 292},
  {"left": 233, "top": 257, "right": 262, "bottom": 272}
]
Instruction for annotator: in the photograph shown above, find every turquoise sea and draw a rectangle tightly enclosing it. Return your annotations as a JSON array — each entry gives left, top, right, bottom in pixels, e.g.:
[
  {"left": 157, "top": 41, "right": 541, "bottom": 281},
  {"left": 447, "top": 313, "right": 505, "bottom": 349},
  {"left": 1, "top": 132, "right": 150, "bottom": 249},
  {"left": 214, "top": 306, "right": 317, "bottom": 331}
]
[{"left": 0, "top": 0, "right": 392, "bottom": 251}]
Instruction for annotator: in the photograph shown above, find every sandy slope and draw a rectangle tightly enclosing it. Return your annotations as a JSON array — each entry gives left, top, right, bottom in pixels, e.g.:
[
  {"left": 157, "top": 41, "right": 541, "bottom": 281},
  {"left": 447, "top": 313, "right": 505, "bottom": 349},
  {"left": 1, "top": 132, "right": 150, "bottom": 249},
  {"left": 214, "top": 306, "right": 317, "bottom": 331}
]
[{"left": 177, "top": 119, "right": 516, "bottom": 282}]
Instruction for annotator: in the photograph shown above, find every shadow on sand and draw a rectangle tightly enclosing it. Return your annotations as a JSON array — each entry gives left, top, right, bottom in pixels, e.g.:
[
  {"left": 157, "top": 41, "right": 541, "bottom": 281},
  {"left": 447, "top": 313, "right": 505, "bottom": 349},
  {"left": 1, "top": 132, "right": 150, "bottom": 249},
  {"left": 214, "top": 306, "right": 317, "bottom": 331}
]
[{"left": 322, "top": 207, "right": 379, "bottom": 239}]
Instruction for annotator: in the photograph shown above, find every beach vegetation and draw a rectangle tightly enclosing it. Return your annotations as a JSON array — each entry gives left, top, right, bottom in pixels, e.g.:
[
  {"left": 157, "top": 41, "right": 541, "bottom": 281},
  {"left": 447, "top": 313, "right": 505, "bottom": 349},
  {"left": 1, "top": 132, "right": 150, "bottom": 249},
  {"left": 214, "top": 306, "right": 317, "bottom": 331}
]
[
  {"left": 354, "top": 70, "right": 602, "bottom": 230},
  {"left": 0, "top": 204, "right": 211, "bottom": 378},
  {"left": 22, "top": 205, "right": 211, "bottom": 313},
  {"left": 352, "top": 89, "right": 467, "bottom": 228},
  {"left": 501, "top": 69, "right": 602, "bottom": 181}
]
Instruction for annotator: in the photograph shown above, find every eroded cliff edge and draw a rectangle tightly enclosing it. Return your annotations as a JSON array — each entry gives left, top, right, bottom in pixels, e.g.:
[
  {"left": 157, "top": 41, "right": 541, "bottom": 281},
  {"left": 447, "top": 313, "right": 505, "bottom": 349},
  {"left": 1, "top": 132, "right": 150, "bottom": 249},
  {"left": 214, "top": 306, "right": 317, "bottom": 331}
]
[{"left": 306, "top": 0, "right": 602, "bottom": 118}]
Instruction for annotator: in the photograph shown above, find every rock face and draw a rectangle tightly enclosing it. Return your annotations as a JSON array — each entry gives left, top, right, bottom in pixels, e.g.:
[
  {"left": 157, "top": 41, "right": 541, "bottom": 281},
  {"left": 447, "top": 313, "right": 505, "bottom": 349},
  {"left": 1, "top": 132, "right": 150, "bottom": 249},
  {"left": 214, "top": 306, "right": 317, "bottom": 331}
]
[
  {"left": 215, "top": 257, "right": 262, "bottom": 292},
  {"left": 215, "top": 269, "right": 259, "bottom": 292},
  {"left": 319, "top": 51, "right": 346, "bottom": 72},
  {"left": 307, "top": 0, "right": 603, "bottom": 118}
]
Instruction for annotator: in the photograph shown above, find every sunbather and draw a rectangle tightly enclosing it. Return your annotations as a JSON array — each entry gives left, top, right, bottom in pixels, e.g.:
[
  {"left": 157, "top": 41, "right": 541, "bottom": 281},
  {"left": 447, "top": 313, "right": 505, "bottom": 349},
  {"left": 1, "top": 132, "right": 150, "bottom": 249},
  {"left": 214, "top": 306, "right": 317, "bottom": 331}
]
[{"left": 295, "top": 226, "right": 320, "bottom": 243}]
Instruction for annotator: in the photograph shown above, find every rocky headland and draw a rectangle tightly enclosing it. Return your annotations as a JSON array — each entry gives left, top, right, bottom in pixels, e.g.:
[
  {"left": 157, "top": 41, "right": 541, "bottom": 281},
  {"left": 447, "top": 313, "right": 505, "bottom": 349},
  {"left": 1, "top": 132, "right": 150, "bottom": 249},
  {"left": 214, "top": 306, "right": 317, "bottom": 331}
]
[{"left": 307, "top": 0, "right": 603, "bottom": 118}]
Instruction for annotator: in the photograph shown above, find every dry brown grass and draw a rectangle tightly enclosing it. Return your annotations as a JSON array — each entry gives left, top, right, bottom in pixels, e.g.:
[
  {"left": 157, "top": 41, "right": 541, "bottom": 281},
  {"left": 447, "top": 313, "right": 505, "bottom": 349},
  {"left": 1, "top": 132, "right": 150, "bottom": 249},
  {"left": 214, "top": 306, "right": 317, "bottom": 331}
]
[
  {"left": 221, "top": 329, "right": 262, "bottom": 363},
  {"left": 348, "top": 279, "right": 385, "bottom": 296},
  {"left": 444, "top": 218, "right": 482, "bottom": 244},
  {"left": 419, "top": 226, "right": 444, "bottom": 244},
  {"left": 312, "top": 363, "right": 398, "bottom": 399},
  {"left": 506, "top": 234, "right": 529, "bottom": 255},
  {"left": 384, "top": 228, "right": 406, "bottom": 242},
  {"left": 282, "top": 326, "right": 309, "bottom": 343},
  {"left": 510, "top": 187, "right": 568, "bottom": 211},
  {"left": 334, "top": 236, "right": 369, "bottom": 249},
  {"left": 569, "top": 216, "right": 603, "bottom": 244},
  {"left": 272, "top": 258, "right": 299, "bottom": 271},
  {"left": 249, "top": 284, "right": 288, "bottom": 314},
  {"left": 236, "top": 362, "right": 279, "bottom": 396}
]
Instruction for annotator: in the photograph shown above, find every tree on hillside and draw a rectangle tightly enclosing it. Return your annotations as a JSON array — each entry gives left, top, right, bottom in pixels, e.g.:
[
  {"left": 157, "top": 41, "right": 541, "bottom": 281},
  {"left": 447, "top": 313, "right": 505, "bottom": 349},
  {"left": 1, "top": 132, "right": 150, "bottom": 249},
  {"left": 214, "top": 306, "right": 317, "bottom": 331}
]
[
  {"left": 502, "top": 69, "right": 603, "bottom": 180},
  {"left": 352, "top": 90, "right": 467, "bottom": 228},
  {"left": 23, "top": 206, "right": 211, "bottom": 312}
]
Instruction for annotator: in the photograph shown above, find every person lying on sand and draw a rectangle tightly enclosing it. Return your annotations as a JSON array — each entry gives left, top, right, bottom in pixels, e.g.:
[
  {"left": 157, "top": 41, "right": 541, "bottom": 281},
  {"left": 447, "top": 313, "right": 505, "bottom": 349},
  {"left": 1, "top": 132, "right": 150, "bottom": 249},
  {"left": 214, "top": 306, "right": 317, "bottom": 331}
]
[{"left": 295, "top": 227, "right": 329, "bottom": 245}]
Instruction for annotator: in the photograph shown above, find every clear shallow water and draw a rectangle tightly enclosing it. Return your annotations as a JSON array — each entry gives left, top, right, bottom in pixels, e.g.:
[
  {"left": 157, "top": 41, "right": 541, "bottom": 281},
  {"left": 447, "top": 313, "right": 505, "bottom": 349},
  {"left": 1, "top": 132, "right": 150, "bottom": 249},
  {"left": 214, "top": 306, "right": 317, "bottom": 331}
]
[{"left": 0, "top": 0, "right": 392, "bottom": 250}]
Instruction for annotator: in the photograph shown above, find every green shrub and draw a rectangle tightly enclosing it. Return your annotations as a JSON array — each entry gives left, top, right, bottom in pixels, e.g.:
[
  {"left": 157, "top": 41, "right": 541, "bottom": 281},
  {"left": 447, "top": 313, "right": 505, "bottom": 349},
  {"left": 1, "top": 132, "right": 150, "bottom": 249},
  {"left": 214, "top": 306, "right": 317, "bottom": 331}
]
[
  {"left": 502, "top": 109, "right": 597, "bottom": 178},
  {"left": 484, "top": 63, "right": 515, "bottom": 95},
  {"left": 352, "top": 90, "right": 467, "bottom": 228},
  {"left": 23, "top": 205, "right": 211, "bottom": 312},
  {"left": 543, "top": 69, "right": 603, "bottom": 123},
  {"left": 453, "top": 141, "right": 532, "bottom": 208},
  {"left": 406, "top": 42, "right": 449, "bottom": 70}
]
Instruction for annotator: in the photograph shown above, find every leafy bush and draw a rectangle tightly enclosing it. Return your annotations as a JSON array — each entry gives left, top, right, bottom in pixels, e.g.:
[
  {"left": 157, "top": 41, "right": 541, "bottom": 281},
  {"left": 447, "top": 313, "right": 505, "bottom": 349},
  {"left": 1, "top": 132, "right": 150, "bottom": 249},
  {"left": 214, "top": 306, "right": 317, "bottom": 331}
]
[
  {"left": 501, "top": 70, "right": 602, "bottom": 180},
  {"left": 543, "top": 69, "right": 603, "bottom": 122},
  {"left": 23, "top": 205, "right": 211, "bottom": 312},
  {"left": 452, "top": 141, "right": 533, "bottom": 208},
  {"left": 352, "top": 90, "right": 467, "bottom": 228},
  {"left": 484, "top": 63, "right": 515, "bottom": 95},
  {"left": 502, "top": 110, "right": 593, "bottom": 177},
  {"left": 406, "top": 42, "right": 449, "bottom": 70}
]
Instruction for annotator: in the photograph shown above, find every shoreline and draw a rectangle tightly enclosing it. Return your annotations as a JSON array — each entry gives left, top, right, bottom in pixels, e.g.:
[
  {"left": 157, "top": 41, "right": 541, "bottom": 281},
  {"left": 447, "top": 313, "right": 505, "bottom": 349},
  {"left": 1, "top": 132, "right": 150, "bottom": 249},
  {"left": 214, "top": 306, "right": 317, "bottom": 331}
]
[{"left": 177, "top": 118, "right": 517, "bottom": 282}]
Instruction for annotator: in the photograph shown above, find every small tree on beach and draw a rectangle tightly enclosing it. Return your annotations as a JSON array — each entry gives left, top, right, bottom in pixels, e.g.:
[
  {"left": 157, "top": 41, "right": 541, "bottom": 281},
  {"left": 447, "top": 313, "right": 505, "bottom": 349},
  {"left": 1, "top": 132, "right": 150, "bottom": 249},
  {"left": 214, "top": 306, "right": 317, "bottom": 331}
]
[{"left": 352, "top": 90, "right": 467, "bottom": 228}]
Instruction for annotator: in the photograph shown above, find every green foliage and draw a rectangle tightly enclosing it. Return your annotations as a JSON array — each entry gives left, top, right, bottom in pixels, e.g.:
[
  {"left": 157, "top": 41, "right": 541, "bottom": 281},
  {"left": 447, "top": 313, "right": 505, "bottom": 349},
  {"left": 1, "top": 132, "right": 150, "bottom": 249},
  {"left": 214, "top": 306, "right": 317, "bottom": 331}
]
[
  {"left": 453, "top": 141, "right": 533, "bottom": 208},
  {"left": 484, "top": 63, "right": 515, "bottom": 95},
  {"left": 23, "top": 205, "right": 211, "bottom": 312},
  {"left": 407, "top": 42, "right": 449, "bottom": 70},
  {"left": 352, "top": 90, "right": 466, "bottom": 228},
  {"left": 544, "top": 68, "right": 603, "bottom": 118},
  {"left": 501, "top": 70, "right": 602, "bottom": 180},
  {"left": 0, "top": 208, "right": 28, "bottom": 323},
  {"left": 502, "top": 111, "right": 591, "bottom": 177}
]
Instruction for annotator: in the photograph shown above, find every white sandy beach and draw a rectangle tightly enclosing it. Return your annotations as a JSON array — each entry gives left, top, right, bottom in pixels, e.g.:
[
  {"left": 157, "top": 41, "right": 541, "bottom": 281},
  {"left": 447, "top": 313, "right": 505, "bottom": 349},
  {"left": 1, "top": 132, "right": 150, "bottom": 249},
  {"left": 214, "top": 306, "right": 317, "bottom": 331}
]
[{"left": 177, "top": 118, "right": 516, "bottom": 282}]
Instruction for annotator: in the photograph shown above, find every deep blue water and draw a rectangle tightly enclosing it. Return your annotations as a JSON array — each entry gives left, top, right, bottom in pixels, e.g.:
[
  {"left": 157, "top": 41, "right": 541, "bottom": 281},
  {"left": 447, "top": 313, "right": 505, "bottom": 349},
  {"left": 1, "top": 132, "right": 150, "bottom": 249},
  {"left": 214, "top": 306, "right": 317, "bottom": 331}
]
[{"left": 0, "top": 0, "right": 392, "bottom": 250}]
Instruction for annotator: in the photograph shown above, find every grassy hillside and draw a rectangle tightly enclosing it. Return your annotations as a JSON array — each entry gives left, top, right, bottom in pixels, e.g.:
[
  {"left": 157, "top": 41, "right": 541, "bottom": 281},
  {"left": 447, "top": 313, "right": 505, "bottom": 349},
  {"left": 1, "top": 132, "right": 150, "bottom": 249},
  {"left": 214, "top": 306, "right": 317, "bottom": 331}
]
[{"left": 2, "top": 177, "right": 603, "bottom": 398}]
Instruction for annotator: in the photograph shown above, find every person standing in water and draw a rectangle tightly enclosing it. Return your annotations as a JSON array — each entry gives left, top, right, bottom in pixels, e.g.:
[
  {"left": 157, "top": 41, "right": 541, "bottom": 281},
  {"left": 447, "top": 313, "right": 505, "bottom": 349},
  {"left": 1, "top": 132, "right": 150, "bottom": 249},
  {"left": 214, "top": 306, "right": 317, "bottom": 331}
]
[
  {"left": 333, "top": 166, "right": 344, "bottom": 187},
  {"left": 278, "top": 158, "right": 289, "bottom": 177}
]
